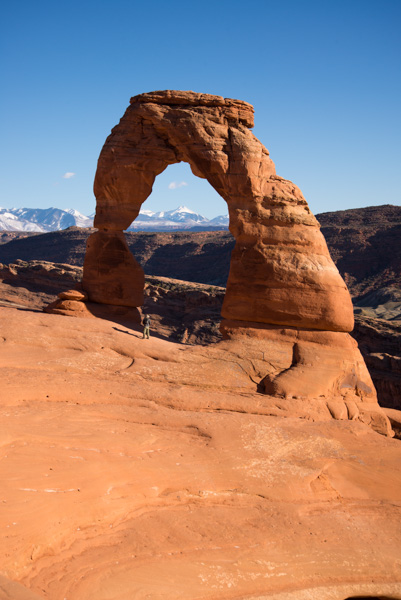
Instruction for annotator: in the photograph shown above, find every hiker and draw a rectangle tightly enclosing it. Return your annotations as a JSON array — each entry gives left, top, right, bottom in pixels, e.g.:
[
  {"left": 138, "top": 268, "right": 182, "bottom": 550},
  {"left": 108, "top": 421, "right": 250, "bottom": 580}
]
[{"left": 142, "top": 313, "right": 151, "bottom": 339}]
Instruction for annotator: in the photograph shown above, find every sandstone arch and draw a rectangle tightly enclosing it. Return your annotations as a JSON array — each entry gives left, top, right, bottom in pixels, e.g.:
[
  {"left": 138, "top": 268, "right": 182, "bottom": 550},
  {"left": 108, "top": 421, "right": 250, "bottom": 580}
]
[
  {"left": 80, "top": 90, "right": 391, "bottom": 435},
  {"left": 84, "top": 90, "right": 353, "bottom": 331}
]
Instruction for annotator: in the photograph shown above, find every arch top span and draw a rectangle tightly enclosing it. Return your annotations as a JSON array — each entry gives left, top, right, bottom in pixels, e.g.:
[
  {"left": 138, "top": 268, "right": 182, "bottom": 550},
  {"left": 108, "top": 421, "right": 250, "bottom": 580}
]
[{"left": 129, "top": 89, "right": 255, "bottom": 128}]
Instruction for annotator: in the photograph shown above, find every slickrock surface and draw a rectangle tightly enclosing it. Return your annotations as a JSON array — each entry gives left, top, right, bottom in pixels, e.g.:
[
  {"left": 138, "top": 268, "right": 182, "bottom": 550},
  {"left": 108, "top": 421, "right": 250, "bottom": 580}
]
[
  {"left": 0, "top": 306, "right": 400, "bottom": 600},
  {"left": 87, "top": 90, "right": 353, "bottom": 332},
  {"left": 385, "top": 407, "right": 401, "bottom": 439},
  {"left": 1, "top": 261, "right": 400, "bottom": 410}
]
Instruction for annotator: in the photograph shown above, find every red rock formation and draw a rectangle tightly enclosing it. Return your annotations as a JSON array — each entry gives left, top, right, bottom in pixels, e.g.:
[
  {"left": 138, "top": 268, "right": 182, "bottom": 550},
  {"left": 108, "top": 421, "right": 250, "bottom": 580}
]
[
  {"left": 66, "top": 90, "right": 390, "bottom": 432},
  {"left": 82, "top": 230, "right": 144, "bottom": 307},
  {"left": 85, "top": 90, "right": 353, "bottom": 331},
  {"left": 1, "top": 306, "right": 401, "bottom": 599}
]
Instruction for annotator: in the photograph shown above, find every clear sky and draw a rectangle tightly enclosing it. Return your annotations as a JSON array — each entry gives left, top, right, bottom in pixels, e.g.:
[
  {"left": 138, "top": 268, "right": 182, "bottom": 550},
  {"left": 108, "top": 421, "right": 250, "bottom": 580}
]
[{"left": 1, "top": 0, "right": 400, "bottom": 219}]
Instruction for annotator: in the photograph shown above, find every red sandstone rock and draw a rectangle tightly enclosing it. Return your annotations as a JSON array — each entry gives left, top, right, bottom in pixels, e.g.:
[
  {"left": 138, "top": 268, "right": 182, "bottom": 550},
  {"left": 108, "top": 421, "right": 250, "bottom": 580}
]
[
  {"left": 219, "top": 320, "right": 391, "bottom": 436},
  {"left": 44, "top": 298, "right": 141, "bottom": 323},
  {"left": 83, "top": 230, "right": 144, "bottom": 306},
  {"left": 0, "top": 306, "right": 400, "bottom": 599},
  {"left": 0, "top": 575, "right": 44, "bottom": 599},
  {"left": 0, "top": 259, "right": 82, "bottom": 290},
  {"left": 78, "top": 90, "right": 382, "bottom": 426},
  {"left": 0, "top": 254, "right": 390, "bottom": 429},
  {"left": 1, "top": 238, "right": 398, "bottom": 412},
  {"left": 58, "top": 289, "right": 88, "bottom": 301},
  {"left": 87, "top": 90, "right": 353, "bottom": 332},
  {"left": 383, "top": 407, "right": 401, "bottom": 439}
]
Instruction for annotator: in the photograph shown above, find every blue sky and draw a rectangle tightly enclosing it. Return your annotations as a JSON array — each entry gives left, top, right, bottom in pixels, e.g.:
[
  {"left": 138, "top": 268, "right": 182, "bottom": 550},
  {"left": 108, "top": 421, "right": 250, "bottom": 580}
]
[{"left": 1, "top": 0, "right": 400, "bottom": 219}]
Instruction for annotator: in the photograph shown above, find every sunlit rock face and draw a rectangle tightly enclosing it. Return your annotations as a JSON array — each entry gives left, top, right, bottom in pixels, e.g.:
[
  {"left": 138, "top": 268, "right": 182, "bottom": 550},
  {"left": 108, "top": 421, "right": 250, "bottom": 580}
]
[
  {"left": 86, "top": 90, "right": 353, "bottom": 331},
  {"left": 80, "top": 90, "right": 390, "bottom": 433},
  {"left": 1, "top": 306, "right": 401, "bottom": 599}
]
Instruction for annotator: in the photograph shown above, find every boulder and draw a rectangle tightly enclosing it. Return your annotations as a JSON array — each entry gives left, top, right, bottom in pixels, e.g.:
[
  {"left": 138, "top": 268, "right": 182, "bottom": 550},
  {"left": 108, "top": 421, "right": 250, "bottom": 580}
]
[{"left": 58, "top": 289, "right": 88, "bottom": 301}]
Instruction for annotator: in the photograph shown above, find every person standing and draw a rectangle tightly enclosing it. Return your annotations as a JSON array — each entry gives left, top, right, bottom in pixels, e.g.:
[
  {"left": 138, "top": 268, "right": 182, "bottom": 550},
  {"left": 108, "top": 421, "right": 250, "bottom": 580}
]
[{"left": 143, "top": 314, "right": 151, "bottom": 339}]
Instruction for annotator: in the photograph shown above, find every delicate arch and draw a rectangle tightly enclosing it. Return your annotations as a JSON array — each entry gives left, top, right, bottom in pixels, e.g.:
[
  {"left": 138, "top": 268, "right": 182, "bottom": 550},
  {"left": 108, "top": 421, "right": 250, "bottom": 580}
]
[
  {"left": 75, "top": 90, "right": 397, "bottom": 434},
  {"left": 83, "top": 90, "right": 353, "bottom": 332}
]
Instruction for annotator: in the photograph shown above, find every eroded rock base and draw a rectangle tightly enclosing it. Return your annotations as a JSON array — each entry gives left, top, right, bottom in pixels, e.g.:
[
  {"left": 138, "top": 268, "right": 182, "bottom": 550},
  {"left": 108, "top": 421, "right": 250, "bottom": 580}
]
[
  {"left": 220, "top": 319, "right": 392, "bottom": 436},
  {"left": 44, "top": 298, "right": 392, "bottom": 435},
  {"left": 82, "top": 230, "right": 144, "bottom": 307}
]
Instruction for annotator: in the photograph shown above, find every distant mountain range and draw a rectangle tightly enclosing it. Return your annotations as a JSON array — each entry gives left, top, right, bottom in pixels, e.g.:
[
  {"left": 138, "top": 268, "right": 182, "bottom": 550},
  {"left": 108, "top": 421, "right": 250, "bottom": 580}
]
[
  {"left": 0, "top": 207, "right": 93, "bottom": 232},
  {"left": 0, "top": 206, "right": 229, "bottom": 232}
]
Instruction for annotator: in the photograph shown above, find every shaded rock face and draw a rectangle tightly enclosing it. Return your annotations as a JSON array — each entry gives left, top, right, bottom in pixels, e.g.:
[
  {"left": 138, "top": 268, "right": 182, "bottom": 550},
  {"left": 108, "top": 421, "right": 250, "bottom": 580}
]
[
  {"left": 0, "top": 259, "right": 82, "bottom": 291},
  {"left": 84, "top": 90, "right": 353, "bottom": 332},
  {"left": 0, "top": 227, "right": 95, "bottom": 266},
  {"left": 83, "top": 230, "right": 144, "bottom": 307},
  {"left": 0, "top": 231, "right": 39, "bottom": 245},
  {"left": 318, "top": 204, "right": 401, "bottom": 303},
  {"left": 143, "top": 275, "right": 224, "bottom": 345},
  {"left": 0, "top": 260, "right": 83, "bottom": 310},
  {"left": 353, "top": 315, "right": 401, "bottom": 410}
]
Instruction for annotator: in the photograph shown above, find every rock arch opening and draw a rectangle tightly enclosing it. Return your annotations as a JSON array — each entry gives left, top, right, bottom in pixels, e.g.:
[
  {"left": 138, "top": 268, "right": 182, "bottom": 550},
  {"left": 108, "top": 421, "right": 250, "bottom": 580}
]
[
  {"left": 125, "top": 161, "right": 234, "bottom": 288},
  {"left": 130, "top": 161, "right": 230, "bottom": 227},
  {"left": 118, "top": 161, "right": 235, "bottom": 345}
]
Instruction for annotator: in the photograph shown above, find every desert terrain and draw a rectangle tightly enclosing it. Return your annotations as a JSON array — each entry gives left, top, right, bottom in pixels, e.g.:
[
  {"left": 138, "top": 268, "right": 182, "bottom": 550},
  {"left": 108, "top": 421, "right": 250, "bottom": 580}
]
[
  {"left": 1, "top": 205, "right": 400, "bottom": 410},
  {"left": 0, "top": 302, "right": 401, "bottom": 599},
  {"left": 0, "top": 220, "right": 400, "bottom": 597},
  {"left": 0, "top": 93, "right": 400, "bottom": 600}
]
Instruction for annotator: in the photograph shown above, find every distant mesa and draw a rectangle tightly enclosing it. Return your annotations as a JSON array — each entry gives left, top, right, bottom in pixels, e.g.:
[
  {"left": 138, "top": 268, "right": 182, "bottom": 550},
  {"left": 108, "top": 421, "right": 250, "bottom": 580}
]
[{"left": 47, "top": 90, "right": 392, "bottom": 435}]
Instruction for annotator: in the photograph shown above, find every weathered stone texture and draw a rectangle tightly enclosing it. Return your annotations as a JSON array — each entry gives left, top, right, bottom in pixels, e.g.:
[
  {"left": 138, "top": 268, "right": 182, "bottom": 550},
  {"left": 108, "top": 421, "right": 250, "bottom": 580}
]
[
  {"left": 87, "top": 90, "right": 353, "bottom": 332},
  {"left": 83, "top": 230, "right": 144, "bottom": 307}
]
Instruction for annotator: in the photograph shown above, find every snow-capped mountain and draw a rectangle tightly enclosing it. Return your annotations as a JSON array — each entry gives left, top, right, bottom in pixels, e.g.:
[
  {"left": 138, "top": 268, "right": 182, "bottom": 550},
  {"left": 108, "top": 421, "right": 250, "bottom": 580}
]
[
  {"left": 64, "top": 208, "right": 94, "bottom": 228},
  {"left": 127, "top": 205, "right": 214, "bottom": 231},
  {"left": 0, "top": 205, "right": 228, "bottom": 232},
  {"left": 0, "top": 207, "right": 93, "bottom": 232},
  {"left": 161, "top": 205, "right": 210, "bottom": 224},
  {"left": 208, "top": 215, "right": 230, "bottom": 227},
  {"left": 0, "top": 208, "right": 47, "bottom": 232}
]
